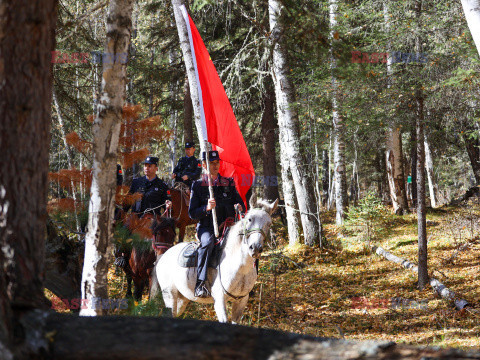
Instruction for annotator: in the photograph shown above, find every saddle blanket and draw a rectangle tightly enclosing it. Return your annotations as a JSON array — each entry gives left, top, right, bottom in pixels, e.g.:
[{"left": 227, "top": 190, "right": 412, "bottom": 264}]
[{"left": 177, "top": 228, "right": 230, "bottom": 268}]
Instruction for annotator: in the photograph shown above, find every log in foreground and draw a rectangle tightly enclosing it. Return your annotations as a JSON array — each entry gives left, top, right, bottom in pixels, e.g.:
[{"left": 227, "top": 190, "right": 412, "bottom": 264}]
[
  {"left": 372, "top": 246, "right": 469, "bottom": 310},
  {"left": 42, "top": 313, "right": 480, "bottom": 359}
]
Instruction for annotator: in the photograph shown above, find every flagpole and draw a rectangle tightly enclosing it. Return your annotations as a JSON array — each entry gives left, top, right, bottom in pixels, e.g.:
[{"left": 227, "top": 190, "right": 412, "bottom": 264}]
[
  {"left": 204, "top": 141, "right": 219, "bottom": 238},
  {"left": 177, "top": 4, "right": 219, "bottom": 237}
]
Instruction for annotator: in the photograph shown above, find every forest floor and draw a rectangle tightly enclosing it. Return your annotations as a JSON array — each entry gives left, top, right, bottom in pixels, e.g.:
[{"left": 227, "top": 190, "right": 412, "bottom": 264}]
[{"left": 48, "top": 198, "right": 480, "bottom": 349}]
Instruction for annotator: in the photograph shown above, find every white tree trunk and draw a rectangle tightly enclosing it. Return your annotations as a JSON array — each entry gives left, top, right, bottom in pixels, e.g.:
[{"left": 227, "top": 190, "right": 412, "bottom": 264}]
[
  {"left": 52, "top": 89, "right": 81, "bottom": 237},
  {"left": 424, "top": 139, "right": 438, "bottom": 208},
  {"left": 169, "top": 48, "right": 179, "bottom": 172},
  {"left": 171, "top": 0, "right": 206, "bottom": 154},
  {"left": 330, "top": 0, "right": 347, "bottom": 225},
  {"left": 80, "top": 0, "right": 133, "bottom": 316},
  {"left": 269, "top": 0, "right": 320, "bottom": 246},
  {"left": 461, "top": 0, "right": 480, "bottom": 58},
  {"left": 279, "top": 124, "right": 300, "bottom": 246},
  {"left": 384, "top": 2, "right": 408, "bottom": 215}
]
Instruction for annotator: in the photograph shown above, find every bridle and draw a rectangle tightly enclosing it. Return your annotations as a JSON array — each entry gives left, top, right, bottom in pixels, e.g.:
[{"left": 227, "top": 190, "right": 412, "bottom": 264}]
[
  {"left": 151, "top": 220, "right": 175, "bottom": 252},
  {"left": 237, "top": 208, "right": 269, "bottom": 244},
  {"left": 217, "top": 208, "right": 269, "bottom": 300}
]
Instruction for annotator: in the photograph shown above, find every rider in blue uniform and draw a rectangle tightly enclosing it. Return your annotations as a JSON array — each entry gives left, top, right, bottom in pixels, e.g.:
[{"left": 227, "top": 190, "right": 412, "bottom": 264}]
[
  {"left": 188, "top": 150, "right": 245, "bottom": 298},
  {"left": 115, "top": 156, "right": 172, "bottom": 270},
  {"left": 172, "top": 142, "right": 202, "bottom": 190},
  {"left": 127, "top": 156, "right": 172, "bottom": 216}
]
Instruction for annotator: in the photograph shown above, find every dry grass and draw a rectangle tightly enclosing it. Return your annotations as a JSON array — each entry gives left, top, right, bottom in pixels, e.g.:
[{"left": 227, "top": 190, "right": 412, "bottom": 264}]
[{"left": 48, "top": 200, "right": 480, "bottom": 349}]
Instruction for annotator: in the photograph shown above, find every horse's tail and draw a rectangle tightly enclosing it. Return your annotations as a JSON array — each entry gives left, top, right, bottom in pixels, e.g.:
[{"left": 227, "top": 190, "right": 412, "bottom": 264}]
[{"left": 149, "top": 255, "right": 162, "bottom": 299}]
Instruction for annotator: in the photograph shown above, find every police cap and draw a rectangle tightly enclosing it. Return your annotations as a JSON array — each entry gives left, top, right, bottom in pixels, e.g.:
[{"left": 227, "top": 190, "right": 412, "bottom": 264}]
[
  {"left": 144, "top": 156, "right": 159, "bottom": 165},
  {"left": 185, "top": 142, "right": 195, "bottom": 149},
  {"left": 202, "top": 150, "right": 220, "bottom": 162}
]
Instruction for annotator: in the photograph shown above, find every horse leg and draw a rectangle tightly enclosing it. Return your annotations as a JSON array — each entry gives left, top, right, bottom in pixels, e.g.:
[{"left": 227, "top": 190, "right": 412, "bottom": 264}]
[
  {"left": 231, "top": 296, "right": 249, "bottom": 325},
  {"left": 133, "top": 277, "right": 144, "bottom": 301},
  {"left": 213, "top": 296, "right": 228, "bottom": 323},
  {"left": 175, "top": 293, "right": 190, "bottom": 317},
  {"left": 161, "top": 287, "right": 178, "bottom": 317},
  {"left": 126, "top": 273, "right": 133, "bottom": 298}
]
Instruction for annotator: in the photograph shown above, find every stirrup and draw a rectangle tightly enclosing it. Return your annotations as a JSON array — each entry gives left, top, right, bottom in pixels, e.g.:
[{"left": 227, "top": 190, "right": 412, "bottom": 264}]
[{"left": 194, "top": 281, "right": 210, "bottom": 298}]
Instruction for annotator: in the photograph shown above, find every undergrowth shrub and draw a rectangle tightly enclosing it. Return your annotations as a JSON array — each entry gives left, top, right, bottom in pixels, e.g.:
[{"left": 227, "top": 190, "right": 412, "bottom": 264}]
[{"left": 344, "top": 192, "right": 391, "bottom": 245}]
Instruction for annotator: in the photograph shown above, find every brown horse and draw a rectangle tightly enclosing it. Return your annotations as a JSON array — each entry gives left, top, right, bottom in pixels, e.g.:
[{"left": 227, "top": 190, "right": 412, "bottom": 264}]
[
  {"left": 117, "top": 215, "right": 176, "bottom": 301},
  {"left": 169, "top": 186, "right": 197, "bottom": 242}
]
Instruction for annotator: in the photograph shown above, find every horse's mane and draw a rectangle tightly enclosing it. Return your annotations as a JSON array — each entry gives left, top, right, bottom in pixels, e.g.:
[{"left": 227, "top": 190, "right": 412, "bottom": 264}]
[{"left": 151, "top": 217, "right": 176, "bottom": 235}]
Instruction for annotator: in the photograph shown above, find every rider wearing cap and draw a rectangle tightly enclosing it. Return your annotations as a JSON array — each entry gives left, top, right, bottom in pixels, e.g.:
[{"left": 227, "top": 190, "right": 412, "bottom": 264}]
[
  {"left": 172, "top": 141, "right": 202, "bottom": 189},
  {"left": 188, "top": 150, "right": 245, "bottom": 298},
  {"left": 127, "top": 156, "right": 172, "bottom": 216}
]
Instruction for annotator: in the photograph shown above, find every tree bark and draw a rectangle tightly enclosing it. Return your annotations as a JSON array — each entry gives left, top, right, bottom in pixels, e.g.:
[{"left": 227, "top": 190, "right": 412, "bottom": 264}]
[
  {"left": 383, "top": 2, "right": 409, "bottom": 213},
  {"left": 415, "top": 0, "right": 428, "bottom": 290},
  {"left": 279, "top": 124, "right": 301, "bottom": 246},
  {"left": 0, "top": 0, "right": 57, "bottom": 310},
  {"left": 262, "top": 79, "right": 281, "bottom": 202},
  {"left": 463, "top": 131, "right": 480, "bottom": 184},
  {"left": 410, "top": 127, "right": 418, "bottom": 207},
  {"left": 424, "top": 139, "right": 438, "bottom": 208},
  {"left": 322, "top": 150, "right": 329, "bottom": 206},
  {"left": 169, "top": 48, "right": 179, "bottom": 171},
  {"left": 38, "top": 312, "right": 480, "bottom": 359},
  {"left": 0, "top": 0, "right": 57, "bottom": 354},
  {"left": 269, "top": 0, "right": 320, "bottom": 246},
  {"left": 81, "top": 0, "right": 133, "bottom": 316},
  {"left": 460, "top": 0, "right": 480, "bottom": 58},
  {"left": 53, "top": 89, "right": 82, "bottom": 236},
  {"left": 184, "top": 77, "right": 194, "bottom": 144},
  {"left": 329, "top": 0, "right": 348, "bottom": 225}
]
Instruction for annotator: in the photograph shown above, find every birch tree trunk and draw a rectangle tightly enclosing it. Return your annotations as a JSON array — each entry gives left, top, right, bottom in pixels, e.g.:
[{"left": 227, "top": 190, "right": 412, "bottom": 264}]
[
  {"left": 269, "top": 0, "right": 320, "bottom": 246},
  {"left": 53, "top": 89, "right": 81, "bottom": 236},
  {"left": 330, "top": 0, "right": 348, "bottom": 225},
  {"left": 171, "top": 0, "right": 205, "bottom": 153},
  {"left": 81, "top": 0, "right": 133, "bottom": 316},
  {"left": 169, "top": 48, "right": 179, "bottom": 171},
  {"left": 415, "top": 0, "right": 428, "bottom": 290},
  {"left": 424, "top": 139, "right": 438, "bottom": 208},
  {"left": 383, "top": 2, "right": 408, "bottom": 215},
  {"left": 461, "top": 0, "right": 480, "bottom": 58}
]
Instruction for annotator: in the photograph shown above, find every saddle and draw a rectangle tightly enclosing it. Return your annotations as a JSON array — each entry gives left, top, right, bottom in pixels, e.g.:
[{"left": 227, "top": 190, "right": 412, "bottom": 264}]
[{"left": 177, "top": 219, "right": 234, "bottom": 268}]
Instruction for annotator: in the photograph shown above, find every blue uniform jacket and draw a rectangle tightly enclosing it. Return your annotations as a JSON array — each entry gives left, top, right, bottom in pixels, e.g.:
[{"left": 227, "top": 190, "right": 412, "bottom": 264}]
[
  {"left": 189, "top": 174, "right": 245, "bottom": 230},
  {"left": 126, "top": 176, "right": 170, "bottom": 215},
  {"left": 173, "top": 156, "right": 202, "bottom": 187}
]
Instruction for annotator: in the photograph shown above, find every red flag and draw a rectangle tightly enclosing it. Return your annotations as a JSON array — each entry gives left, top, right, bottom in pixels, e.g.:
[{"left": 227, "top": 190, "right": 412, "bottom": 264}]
[{"left": 182, "top": 9, "right": 255, "bottom": 207}]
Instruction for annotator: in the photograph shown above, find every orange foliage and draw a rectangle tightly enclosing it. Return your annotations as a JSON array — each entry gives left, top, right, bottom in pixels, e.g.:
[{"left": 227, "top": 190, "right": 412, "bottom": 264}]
[
  {"left": 87, "top": 114, "right": 94, "bottom": 123},
  {"left": 123, "top": 104, "right": 143, "bottom": 120},
  {"left": 49, "top": 168, "right": 92, "bottom": 191},
  {"left": 115, "top": 185, "right": 142, "bottom": 206},
  {"left": 65, "top": 132, "right": 92, "bottom": 153},
  {"left": 122, "top": 148, "right": 149, "bottom": 169},
  {"left": 125, "top": 214, "right": 153, "bottom": 239},
  {"left": 47, "top": 198, "right": 78, "bottom": 213}
]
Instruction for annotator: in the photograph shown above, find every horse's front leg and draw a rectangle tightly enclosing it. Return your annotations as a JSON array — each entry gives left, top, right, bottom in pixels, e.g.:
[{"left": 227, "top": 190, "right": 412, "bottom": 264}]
[
  {"left": 213, "top": 294, "right": 228, "bottom": 323},
  {"left": 231, "top": 296, "right": 249, "bottom": 325}
]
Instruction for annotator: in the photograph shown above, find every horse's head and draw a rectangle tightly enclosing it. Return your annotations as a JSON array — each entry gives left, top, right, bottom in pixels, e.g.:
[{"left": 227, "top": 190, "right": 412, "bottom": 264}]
[
  {"left": 239, "top": 195, "right": 279, "bottom": 259},
  {"left": 151, "top": 217, "right": 177, "bottom": 255}
]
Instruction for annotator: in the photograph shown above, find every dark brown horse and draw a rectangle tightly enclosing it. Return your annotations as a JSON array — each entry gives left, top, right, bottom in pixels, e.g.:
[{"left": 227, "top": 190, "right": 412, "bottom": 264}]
[
  {"left": 116, "top": 215, "right": 176, "bottom": 301},
  {"left": 169, "top": 186, "right": 197, "bottom": 242}
]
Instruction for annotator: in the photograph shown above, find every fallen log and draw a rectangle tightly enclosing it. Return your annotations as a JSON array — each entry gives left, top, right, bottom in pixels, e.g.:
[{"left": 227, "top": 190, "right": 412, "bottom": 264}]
[
  {"left": 449, "top": 185, "right": 480, "bottom": 206},
  {"left": 36, "top": 312, "right": 480, "bottom": 359},
  {"left": 372, "top": 246, "right": 469, "bottom": 310}
]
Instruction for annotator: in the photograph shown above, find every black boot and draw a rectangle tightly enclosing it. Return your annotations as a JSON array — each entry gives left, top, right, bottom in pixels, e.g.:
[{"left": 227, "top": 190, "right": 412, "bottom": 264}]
[{"left": 194, "top": 280, "right": 210, "bottom": 298}]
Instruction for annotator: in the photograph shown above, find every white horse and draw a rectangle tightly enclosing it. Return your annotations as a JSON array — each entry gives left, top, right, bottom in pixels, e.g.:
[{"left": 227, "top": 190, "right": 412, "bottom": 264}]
[{"left": 155, "top": 196, "right": 278, "bottom": 323}]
